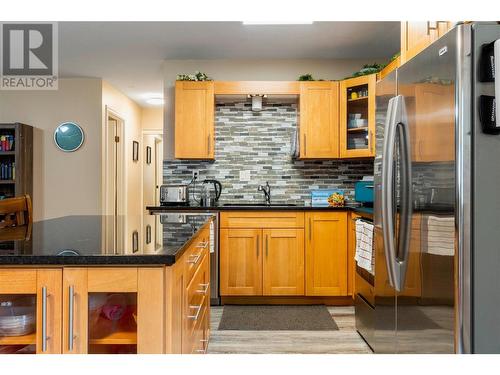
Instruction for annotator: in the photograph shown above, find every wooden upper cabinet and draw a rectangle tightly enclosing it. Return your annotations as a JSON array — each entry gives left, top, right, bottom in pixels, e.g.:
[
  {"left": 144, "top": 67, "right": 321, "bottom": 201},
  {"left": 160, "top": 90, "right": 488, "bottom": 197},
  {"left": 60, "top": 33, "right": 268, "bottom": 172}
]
[
  {"left": 305, "top": 212, "right": 348, "bottom": 296},
  {"left": 299, "top": 81, "right": 339, "bottom": 159},
  {"left": 174, "top": 81, "right": 215, "bottom": 159},
  {"left": 220, "top": 228, "right": 262, "bottom": 296},
  {"left": 339, "top": 74, "right": 376, "bottom": 158},
  {"left": 401, "top": 21, "right": 453, "bottom": 64},
  {"left": 262, "top": 229, "right": 305, "bottom": 296}
]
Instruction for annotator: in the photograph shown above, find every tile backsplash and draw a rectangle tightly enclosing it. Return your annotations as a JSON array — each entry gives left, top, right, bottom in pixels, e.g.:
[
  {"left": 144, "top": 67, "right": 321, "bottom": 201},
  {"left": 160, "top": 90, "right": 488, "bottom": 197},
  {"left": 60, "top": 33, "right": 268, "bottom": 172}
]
[{"left": 164, "top": 101, "right": 374, "bottom": 204}]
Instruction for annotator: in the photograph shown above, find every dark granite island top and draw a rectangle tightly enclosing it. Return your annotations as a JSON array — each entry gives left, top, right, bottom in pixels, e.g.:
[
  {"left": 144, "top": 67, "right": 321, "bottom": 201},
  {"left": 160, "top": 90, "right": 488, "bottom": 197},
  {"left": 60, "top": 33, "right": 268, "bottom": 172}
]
[{"left": 0, "top": 213, "right": 214, "bottom": 266}]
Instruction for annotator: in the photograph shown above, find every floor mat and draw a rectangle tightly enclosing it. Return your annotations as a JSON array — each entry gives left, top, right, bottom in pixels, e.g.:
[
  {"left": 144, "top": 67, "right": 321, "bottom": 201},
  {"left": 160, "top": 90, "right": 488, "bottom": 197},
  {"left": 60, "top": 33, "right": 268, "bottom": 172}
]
[{"left": 218, "top": 305, "right": 339, "bottom": 331}]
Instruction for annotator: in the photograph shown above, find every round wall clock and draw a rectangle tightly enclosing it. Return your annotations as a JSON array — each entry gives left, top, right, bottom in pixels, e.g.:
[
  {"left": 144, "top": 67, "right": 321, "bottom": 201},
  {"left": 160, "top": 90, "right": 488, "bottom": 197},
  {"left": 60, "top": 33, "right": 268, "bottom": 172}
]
[{"left": 54, "top": 122, "right": 85, "bottom": 152}]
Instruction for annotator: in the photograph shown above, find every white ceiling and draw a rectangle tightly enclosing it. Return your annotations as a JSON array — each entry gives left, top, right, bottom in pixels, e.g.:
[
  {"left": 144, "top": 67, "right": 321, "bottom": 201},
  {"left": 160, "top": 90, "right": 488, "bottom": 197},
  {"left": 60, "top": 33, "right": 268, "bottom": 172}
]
[{"left": 59, "top": 22, "right": 400, "bottom": 107}]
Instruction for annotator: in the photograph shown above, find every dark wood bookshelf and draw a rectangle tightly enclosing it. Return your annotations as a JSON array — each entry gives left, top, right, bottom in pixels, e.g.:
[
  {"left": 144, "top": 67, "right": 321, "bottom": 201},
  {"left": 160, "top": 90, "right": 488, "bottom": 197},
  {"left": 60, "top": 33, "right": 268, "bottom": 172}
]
[{"left": 0, "top": 123, "right": 33, "bottom": 200}]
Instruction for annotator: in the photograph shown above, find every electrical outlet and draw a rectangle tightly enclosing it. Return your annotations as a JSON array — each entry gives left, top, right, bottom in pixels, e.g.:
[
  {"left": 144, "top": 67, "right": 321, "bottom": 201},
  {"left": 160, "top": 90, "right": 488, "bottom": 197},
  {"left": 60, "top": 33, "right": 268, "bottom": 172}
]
[{"left": 192, "top": 170, "right": 199, "bottom": 181}]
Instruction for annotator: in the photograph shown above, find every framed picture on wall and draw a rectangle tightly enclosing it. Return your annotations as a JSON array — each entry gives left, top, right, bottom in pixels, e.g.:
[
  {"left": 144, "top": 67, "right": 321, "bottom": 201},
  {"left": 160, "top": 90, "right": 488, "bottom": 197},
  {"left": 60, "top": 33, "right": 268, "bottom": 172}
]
[
  {"left": 133, "top": 141, "right": 139, "bottom": 161},
  {"left": 146, "top": 146, "right": 152, "bottom": 164}
]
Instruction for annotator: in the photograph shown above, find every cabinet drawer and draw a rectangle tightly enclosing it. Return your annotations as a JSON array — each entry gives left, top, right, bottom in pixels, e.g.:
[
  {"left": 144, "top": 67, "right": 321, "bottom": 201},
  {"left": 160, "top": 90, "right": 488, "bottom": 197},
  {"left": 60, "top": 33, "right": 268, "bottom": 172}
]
[
  {"left": 185, "top": 253, "right": 209, "bottom": 337},
  {"left": 184, "top": 228, "right": 209, "bottom": 285},
  {"left": 0, "top": 269, "right": 37, "bottom": 293},
  {"left": 220, "top": 211, "right": 305, "bottom": 228},
  {"left": 190, "top": 307, "right": 209, "bottom": 354}
]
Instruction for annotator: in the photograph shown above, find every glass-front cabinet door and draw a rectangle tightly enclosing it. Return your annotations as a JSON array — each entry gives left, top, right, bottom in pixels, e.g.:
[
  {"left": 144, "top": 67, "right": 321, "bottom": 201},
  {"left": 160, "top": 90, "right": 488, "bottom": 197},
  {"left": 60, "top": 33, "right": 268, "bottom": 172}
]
[
  {"left": 0, "top": 269, "right": 62, "bottom": 354},
  {"left": 340, "top": 74, "right": 376, "bottom": 158},
  {"left": 62, "top": 267, "right": 164, "bottom": 354}
]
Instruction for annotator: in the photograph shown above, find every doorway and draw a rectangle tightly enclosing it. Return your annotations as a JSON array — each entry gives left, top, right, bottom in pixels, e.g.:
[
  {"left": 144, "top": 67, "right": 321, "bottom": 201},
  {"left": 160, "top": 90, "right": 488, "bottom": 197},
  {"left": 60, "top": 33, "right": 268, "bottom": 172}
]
[
  {"left": 104, "top": 108, "right": 126, "bottom": 254},
  {"left": 143, "top": 132, "right": 163, "bottom": 253}
]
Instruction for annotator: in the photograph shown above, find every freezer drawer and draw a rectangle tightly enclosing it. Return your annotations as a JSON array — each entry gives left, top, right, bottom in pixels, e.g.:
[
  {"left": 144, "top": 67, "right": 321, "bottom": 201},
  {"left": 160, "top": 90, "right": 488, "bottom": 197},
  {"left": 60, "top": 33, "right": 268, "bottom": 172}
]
[{"left": 355, "top": 294, "right": 374, "bottom": 350}]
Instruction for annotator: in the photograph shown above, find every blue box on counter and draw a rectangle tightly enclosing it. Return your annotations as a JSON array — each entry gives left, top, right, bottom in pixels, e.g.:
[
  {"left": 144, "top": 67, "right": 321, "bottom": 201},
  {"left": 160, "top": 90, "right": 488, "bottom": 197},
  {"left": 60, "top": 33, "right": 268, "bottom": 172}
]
[
  {"left": 311, "top": 189, "right": 345, "bottom": 207},
  {"left": 354, "top": 181, "right": 374, "bottom": 203}
]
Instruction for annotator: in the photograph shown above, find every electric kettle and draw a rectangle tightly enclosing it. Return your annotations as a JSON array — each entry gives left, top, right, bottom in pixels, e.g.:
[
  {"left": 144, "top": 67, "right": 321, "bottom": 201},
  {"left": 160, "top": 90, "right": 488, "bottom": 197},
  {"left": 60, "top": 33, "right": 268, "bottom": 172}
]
[{"left": 200, "top": 179, "right": 222, "bottom": 207}]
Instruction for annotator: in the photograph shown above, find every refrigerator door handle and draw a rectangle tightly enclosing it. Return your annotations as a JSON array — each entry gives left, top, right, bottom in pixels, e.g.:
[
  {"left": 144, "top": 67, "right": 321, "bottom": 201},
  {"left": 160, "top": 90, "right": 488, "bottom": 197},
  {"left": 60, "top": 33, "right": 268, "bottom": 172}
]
[
  {"left": 393, "top": 95, "right": 413, "bottom": 291},
  {"left": 494, "top": 40, "right": 500, "bottom": 129},
  {"left": 381, "top": 96, "right": 398, "bottom": 289}
]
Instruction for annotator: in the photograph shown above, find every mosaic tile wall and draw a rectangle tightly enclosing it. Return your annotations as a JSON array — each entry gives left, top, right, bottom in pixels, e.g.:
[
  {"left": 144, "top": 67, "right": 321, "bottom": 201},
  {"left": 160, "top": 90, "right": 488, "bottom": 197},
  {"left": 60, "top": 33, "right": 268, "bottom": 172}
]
[{"left": 164, "top": 101, "right": 374, "bottom": 204}]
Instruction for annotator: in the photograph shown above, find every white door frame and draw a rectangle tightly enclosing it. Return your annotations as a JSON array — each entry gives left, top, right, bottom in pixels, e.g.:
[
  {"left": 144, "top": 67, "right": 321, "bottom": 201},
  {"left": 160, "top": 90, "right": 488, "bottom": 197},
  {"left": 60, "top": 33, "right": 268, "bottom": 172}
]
[{"left": 103, "top": 106, "right": 126, "bottom": 253}]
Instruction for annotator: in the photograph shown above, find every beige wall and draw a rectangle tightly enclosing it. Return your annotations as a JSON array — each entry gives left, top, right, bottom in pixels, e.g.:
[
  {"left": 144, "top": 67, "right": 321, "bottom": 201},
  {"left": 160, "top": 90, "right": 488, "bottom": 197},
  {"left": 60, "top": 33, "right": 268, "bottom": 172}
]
[
  {"left": 0, "top": 78, "right": 102, "bottom": 221},
  {"left": 141, "top": 107, "right": 163, "bottom": 132},
  {"left": 102, "top": 81, "right": 144, "bottom": 246},
  {"left": 163, "top": 58, "right": 380, "bottom": 159}
]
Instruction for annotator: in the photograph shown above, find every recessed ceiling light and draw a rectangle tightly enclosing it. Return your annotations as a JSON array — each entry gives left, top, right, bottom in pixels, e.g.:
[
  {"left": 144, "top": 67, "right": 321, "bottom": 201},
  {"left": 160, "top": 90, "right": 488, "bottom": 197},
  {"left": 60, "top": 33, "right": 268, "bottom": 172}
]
[
  {"left": 242, "top": 21, "right": 314, "bottom": 25},
  {"left": 146, "top": 97, "right": 164, "bottom": 106}
]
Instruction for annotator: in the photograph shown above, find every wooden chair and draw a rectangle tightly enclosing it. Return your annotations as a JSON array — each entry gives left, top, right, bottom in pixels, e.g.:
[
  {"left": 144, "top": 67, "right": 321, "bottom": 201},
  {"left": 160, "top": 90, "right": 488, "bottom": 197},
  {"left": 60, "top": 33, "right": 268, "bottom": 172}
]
[{"left": 0, "top": 195, "right": 32, "bottom": 240}]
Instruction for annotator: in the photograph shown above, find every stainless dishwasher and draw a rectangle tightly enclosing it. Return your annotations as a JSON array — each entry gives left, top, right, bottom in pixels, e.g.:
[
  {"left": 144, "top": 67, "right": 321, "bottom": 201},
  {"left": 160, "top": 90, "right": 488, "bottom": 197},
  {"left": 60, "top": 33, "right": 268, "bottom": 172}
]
[{"left": 153, "top": 209, "right": 220, "bottom": 305}]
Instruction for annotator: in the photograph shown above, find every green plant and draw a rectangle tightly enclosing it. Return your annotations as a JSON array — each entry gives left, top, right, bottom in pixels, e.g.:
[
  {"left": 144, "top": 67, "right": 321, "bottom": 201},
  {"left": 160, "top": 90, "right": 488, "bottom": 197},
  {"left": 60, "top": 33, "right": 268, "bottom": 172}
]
[
  {"left": 346, "top": 63, "right": 385, "bottom": 79},
  {"left": 176, "top": 71, "right": 213, "bottom": 81},
  {"left": 298, "top": 74, "right": 315, "bottom": 81}
]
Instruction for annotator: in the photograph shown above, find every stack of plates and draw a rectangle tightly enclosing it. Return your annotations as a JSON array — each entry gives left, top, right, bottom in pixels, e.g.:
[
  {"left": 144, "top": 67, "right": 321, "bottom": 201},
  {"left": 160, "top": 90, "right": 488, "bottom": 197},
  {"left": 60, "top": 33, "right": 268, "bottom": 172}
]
[{"left": 0, "top": 306, "right": 36, "bottom": 336}]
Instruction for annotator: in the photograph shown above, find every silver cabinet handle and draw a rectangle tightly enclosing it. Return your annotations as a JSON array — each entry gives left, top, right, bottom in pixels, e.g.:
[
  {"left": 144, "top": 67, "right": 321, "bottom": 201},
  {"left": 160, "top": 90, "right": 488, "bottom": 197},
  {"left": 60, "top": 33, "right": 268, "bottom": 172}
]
[
  {"left": 41, "top": 286, "right": 48, "bottom": 352},
  {"left": 256, "top": 234, "right": 259, "bottom": 257},
  {"left": 309, "top": 218, "right": 312, "bottom": 242},
  {"left": 195, "top": 339, "right": 209, "bottom": 354},
  {"left": 197, "top": 283, "right": 210, "bottom": 295},
  {"left": 187, "top": 253, "right": 202, "bottom": 264},
  {"left": 265, "top": 235, "right": 269, "bottom": 258},
  {"left": 303, "top": 134, "right": 307, "bottom": 156},
  {"left": 196, "top": 241, "right": 208, "bottom": 249},
  {"left": 68, "top": 285, "right": 75, "bottom": 352},
  {"left": 207, "top": 135, "right": 211, "bottom": 154},
  {"left": 188, "top": 304, "right": 203, "bottom": 320}
]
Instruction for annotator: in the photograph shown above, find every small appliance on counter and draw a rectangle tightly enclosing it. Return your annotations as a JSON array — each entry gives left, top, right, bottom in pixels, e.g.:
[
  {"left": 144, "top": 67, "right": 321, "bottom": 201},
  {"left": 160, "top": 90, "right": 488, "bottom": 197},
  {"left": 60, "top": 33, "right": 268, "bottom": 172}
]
[
  {"left": 200, "top": 179, "right": 222, "bottom": 207},
  {"left": 354, "top": 176, "right": 374, "bottom": 206},
  {"left": 159, "top": 184, "right": 189, "bottom": 206}
]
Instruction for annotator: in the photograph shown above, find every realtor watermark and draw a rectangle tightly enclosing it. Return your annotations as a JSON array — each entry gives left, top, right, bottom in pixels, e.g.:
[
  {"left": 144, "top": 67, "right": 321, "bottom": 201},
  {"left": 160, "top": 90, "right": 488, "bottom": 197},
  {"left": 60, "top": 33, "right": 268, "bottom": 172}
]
[{"left": 0, "top": 22, "right": 58, "bottom": 90}]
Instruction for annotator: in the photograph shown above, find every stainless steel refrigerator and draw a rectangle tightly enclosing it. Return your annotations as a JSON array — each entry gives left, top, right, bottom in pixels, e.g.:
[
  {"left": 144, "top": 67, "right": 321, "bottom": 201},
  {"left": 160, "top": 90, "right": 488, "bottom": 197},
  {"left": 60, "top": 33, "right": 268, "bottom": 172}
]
[{"left": 355, "top": 22, "right": 500, "bottom": 354}]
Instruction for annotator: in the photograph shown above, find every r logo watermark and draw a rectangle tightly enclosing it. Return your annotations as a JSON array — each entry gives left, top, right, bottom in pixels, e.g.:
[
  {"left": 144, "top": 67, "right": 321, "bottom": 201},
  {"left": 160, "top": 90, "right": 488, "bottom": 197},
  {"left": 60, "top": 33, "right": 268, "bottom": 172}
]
[{"left": 0, "top": 22, "right": 58, "bottom": 90}]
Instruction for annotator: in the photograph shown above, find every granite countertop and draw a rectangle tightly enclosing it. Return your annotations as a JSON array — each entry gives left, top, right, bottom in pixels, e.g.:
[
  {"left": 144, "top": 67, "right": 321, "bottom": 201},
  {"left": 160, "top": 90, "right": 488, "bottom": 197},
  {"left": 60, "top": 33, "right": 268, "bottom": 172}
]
[
  {"left": 0, "top": 214, "right": 214, "bottom": 266},
  {"left": 147, "top": 203, "right": 371, "bottom": 212}
]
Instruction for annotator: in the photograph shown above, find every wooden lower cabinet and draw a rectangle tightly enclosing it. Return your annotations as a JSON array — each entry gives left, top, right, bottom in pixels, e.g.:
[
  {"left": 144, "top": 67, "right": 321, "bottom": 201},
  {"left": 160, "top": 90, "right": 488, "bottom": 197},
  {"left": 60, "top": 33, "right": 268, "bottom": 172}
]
[
  {"left": 305, "top": 212, "right": 348, "bottom": 296},
  {"left": 220, "top": 226, "right": 305, "bottom": 297},
  {"left": 1, "top": 221, "right": 212, "bottom": 355},
  {"left": 0, "top": 269, "right": 62, "bottom": 354},
  {"left": 220, "top": 211, "right": 351, "bottom": 299},
  {"left": 220, "top": 228, "right": 262, "bottom": 296},
  {"left": 263, "top": 229, "right": 304, "bottom": 296}
]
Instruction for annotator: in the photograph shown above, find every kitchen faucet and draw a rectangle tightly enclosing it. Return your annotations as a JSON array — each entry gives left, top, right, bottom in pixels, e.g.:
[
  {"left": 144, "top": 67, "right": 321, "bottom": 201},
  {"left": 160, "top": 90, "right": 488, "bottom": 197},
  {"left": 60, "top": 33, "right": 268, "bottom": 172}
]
[{"left": 258, "top": 181, "right": 271, "bottom": 205}]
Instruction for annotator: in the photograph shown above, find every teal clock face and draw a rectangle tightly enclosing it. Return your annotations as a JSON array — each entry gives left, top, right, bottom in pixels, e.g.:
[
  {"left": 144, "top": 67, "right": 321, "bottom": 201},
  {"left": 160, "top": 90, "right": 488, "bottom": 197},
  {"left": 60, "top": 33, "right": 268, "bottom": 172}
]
[{"left": 54, "top": 122, "right": 84, "bottom": 152}]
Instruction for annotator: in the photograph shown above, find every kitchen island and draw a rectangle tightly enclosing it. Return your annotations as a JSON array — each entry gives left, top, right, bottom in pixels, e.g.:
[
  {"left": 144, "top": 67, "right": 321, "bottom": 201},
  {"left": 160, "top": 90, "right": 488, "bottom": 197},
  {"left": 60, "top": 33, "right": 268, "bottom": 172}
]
[{"left": 0, "top": 213, "right": 214, "bottom": 354}]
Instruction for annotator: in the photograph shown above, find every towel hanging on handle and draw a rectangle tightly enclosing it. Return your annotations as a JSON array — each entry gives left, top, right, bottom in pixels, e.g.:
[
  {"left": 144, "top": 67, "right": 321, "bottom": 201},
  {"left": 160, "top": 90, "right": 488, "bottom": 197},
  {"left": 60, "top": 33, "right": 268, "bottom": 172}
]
[{"left": 354, "top": 219, "right": 375, "bottom": 275}]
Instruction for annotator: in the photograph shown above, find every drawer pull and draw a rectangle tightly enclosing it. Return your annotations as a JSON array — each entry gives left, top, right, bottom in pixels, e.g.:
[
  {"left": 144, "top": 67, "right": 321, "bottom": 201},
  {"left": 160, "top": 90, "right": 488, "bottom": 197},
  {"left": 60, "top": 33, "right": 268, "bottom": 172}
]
[
  {"left": 197, "top": 283, "right": 210, "bottom": 295},
  {"left": 187, "top": 253, "right": 202, "bottom": 264},
  {"left": 195, "top": 339, "right": 209, "bottom": 354},
  {"left": 196, "top": 241, "right": 208, "bottom": 249},
  {"left": 188, "top": 304, "right": 203, "bottom": 320},
  {"left": 196, "top": 339, "right": 209, "bottom": 354}
]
